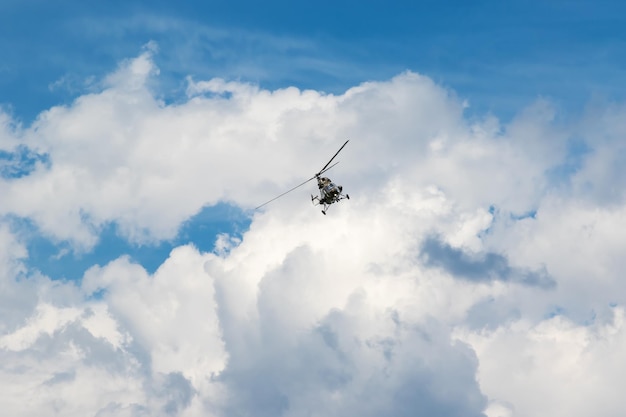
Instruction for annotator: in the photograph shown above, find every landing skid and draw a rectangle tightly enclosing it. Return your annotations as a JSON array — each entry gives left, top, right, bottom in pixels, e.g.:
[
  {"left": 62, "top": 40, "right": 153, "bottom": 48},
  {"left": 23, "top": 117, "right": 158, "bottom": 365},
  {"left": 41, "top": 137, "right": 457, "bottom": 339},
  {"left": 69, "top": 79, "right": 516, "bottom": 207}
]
[{"left": 312, "top": 193, "right": 349, "bottom": 215}]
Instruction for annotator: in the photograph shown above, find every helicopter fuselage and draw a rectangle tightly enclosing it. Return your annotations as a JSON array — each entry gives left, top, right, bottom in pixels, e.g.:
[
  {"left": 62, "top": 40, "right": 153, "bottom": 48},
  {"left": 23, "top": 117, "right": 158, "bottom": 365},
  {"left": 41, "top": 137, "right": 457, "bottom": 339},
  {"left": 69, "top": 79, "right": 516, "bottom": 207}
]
[
  {"left": 312, "top": 176, "right": 349, "bottom": 214},
  {"left": 317, "top": 177, "right": 342, "bottom": 204}
]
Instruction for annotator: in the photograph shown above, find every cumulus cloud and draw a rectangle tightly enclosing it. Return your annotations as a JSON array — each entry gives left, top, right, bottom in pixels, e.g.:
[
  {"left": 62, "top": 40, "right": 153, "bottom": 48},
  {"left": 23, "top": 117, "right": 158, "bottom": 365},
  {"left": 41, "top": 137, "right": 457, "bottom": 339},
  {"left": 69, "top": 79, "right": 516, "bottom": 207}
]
[
  {"left": 458, "top": 307, "right": 626, "bottom": 417},
  {"left": 1, "top": 48, "right": 626, "bottom": 416}
]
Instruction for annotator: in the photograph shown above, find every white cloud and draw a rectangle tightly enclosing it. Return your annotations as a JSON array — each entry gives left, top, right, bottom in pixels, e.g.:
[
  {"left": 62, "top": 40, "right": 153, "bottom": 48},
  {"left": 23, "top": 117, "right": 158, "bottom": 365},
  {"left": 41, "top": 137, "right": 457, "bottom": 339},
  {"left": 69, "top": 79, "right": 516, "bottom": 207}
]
[
  {"left": 1, "top": 48, "right": 626, "bottom": 416},
  {"left": 0, "top": 243, "right": 225, "bottom": 416},
  {"left": 82, "top": 245, "right": 227, "bottom": 380},
  {"left": 459, "top": 307, "right": 626, "bottom": 417}
]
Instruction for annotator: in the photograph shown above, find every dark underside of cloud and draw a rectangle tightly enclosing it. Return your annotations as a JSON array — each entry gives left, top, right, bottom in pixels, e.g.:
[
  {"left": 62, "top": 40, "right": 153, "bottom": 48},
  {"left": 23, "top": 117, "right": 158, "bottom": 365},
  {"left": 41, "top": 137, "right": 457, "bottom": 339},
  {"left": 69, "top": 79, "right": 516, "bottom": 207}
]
[
  {"left": 215, "top": 298, "right": 487, "bottom": 417},
  {"left": 420, "top": 236, "right": 555, "bottom": 288}
]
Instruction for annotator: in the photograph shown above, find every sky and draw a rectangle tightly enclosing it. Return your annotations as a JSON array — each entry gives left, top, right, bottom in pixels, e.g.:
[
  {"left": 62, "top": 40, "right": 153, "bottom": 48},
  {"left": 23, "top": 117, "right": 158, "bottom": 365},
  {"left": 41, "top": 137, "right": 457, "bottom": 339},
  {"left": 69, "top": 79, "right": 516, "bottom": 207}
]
[{"left": 2, "top": 1, "right": 626, "bottom": 416}]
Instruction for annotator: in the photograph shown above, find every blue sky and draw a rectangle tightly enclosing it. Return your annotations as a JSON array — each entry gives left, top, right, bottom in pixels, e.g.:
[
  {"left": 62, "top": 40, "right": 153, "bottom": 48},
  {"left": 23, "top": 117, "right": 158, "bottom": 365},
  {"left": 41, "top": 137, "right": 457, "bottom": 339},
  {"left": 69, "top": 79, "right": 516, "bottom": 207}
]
[
  {"left": 2, "top": 0, "right": 625, "bottom": 124},
  {"left": 4, "top": 2, "right": 626, "bottom": 416}
]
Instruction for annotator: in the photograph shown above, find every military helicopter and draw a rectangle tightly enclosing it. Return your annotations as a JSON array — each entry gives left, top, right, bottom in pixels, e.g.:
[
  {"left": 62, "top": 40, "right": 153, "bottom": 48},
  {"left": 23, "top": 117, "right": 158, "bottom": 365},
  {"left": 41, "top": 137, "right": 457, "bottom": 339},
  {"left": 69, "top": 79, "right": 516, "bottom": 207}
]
[{"left": 255, "top": 140, "right": 350, "bottom": 215}]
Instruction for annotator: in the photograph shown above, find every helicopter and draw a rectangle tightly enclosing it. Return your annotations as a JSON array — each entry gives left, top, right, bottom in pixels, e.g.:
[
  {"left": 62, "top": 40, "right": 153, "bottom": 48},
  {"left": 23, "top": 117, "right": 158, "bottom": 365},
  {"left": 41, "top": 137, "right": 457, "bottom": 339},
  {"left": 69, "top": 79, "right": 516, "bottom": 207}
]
[{"left": 255, "top": 140, "right": 350, "bottom": 215}]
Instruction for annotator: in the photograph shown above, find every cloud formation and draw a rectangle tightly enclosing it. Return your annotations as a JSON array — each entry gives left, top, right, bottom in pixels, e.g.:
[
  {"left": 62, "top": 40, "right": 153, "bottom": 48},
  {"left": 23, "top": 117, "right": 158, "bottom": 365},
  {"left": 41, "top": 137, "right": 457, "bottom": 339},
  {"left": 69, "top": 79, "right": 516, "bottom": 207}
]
[
  {"left": 2, "top": 48, "right": 626, "bottom": 416},
  {"left": 420, "top": 235, "right": 555, "bottom": 288}
]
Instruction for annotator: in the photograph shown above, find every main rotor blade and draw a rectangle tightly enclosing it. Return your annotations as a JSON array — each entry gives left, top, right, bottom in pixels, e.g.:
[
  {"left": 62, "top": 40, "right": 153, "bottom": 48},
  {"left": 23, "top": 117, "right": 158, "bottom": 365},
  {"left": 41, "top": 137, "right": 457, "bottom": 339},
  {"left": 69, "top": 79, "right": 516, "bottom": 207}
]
[
  {"left": 318, "top": 161, "right": 340, "bottom": 176},
  {"left": 317, "top": 139, "right": 349, "bottom": 175},
  {"left": 254, "top": 176, "right": 316, "bottom": 210}
]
